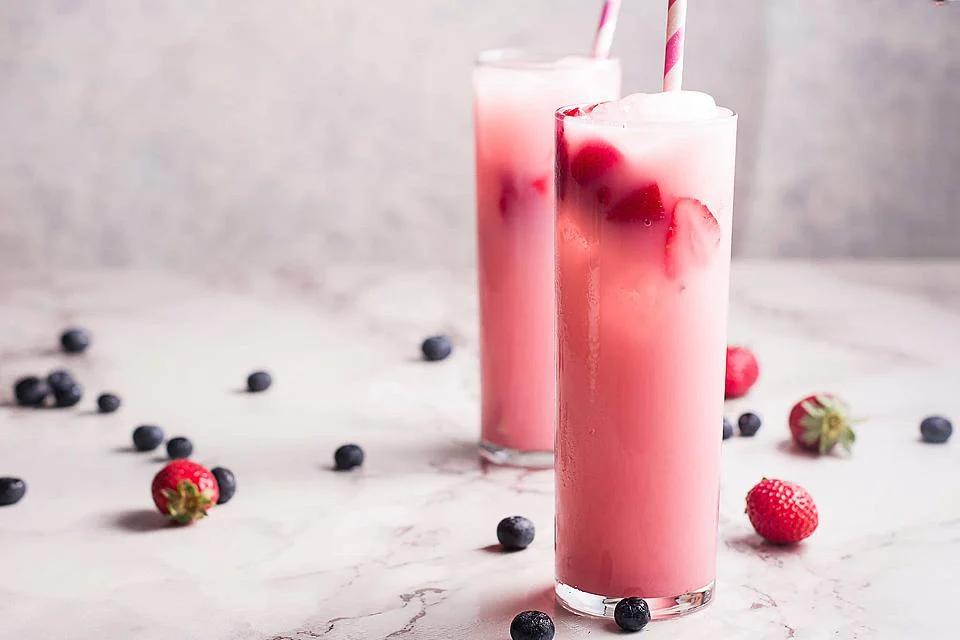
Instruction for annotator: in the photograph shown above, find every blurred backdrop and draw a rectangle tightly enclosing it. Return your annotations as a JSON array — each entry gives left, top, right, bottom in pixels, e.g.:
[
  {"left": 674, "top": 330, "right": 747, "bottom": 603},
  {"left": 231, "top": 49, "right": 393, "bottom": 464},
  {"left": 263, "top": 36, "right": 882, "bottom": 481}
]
[{"left": 0, "top": 0, "right": 957, "bottom": 276}]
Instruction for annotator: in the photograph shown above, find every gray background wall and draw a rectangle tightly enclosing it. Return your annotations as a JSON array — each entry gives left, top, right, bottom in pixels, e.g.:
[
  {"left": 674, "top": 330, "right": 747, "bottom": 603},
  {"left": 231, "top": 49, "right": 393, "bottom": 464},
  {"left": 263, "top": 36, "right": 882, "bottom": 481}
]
[{"left": 0, "top": 0, "right": 957, "bottom": 276}]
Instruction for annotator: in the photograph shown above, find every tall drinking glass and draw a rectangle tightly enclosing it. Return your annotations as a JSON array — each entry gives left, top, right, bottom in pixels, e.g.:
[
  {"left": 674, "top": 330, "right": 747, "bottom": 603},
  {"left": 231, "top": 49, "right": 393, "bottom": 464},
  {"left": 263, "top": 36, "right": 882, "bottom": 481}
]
[
  {"left": 474, "top": 51, "right": 620, "bottom": 467},
  {"left": 554, "top": 95, "right": 737, "bottom": 617}
]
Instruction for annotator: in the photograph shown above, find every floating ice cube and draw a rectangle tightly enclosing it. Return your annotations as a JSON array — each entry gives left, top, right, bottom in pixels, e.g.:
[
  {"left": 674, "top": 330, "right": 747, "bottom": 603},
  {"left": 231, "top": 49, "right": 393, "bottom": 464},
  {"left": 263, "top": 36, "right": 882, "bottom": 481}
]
[{"left": 589, "top": 91, "right": 720, "bottom": 123}]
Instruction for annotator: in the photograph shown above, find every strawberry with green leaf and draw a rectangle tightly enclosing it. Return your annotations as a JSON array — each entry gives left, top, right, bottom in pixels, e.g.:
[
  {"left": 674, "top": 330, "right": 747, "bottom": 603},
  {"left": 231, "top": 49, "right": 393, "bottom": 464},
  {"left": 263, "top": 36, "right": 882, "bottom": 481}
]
[
  {"left": 789, "top": 393, "right": 860, "bottom": 454},
  {"left": 151, "top": 460, "right": 219, "bottom": 525}
]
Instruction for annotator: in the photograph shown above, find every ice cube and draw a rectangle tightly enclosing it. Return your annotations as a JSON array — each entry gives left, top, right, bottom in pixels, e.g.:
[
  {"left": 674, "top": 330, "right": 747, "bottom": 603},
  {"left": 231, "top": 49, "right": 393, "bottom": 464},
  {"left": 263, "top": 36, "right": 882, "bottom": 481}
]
[{"left": 589, "top": 91, "right": 720, "bottom": 123}]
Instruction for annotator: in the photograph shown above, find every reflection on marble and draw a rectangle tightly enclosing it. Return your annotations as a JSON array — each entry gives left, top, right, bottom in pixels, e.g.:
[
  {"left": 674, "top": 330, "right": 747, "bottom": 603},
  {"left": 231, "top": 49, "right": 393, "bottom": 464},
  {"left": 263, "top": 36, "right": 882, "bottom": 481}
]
[{"left": 0, "top": 262, "right": 958, "bottom": 639}]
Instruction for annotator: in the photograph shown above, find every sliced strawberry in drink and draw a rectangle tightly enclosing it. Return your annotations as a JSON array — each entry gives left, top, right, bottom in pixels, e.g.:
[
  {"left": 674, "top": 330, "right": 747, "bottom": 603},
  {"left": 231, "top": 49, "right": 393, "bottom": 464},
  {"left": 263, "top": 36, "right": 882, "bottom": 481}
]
[
  {"left": 498, "top": 174, "right": 519, "bottom": 215},
  {"left": 498, "top": 172, "right": 551, "bottom": 217},
  {"left": 530, "top": 176, "right": 549, "bottom": 195},
  {"left": 664, "top": 198, "right": 721, "bottom": 279},
  {"left": 556, "top": 120, "right": 569, "bottom": 198},
  {"left": 606, "top": 183, "right": 667, "bottom": 226},
  {"left": 569, "top": 140, "right": 622, "bottom": 187}
]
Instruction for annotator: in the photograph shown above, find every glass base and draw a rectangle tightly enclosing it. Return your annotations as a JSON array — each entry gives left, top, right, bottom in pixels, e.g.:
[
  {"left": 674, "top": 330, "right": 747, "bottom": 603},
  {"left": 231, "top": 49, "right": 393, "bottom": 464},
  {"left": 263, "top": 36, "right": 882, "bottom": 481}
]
[
  {"left": 478, "top": 441, "right": 553, "bottom": 469},
  {"left": 555, "top": 580, "right": 714, "bottom": 620}
]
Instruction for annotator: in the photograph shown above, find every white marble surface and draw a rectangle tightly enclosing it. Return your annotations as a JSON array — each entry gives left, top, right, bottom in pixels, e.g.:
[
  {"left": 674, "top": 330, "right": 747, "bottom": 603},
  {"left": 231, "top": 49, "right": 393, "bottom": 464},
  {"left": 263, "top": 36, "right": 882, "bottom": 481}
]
[{"left": 0, "top": 262, "right": 958, "bottom": 640}]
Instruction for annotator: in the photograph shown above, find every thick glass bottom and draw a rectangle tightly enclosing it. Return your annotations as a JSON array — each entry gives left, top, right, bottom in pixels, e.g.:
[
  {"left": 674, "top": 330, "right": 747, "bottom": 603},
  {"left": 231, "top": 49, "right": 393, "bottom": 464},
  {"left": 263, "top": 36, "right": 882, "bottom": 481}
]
[
  {"left": 555, "top": 580, "right": 714, "bottom": 620},
  {"left": 478, "top": 441, "right": 553, "bottom": 469}
]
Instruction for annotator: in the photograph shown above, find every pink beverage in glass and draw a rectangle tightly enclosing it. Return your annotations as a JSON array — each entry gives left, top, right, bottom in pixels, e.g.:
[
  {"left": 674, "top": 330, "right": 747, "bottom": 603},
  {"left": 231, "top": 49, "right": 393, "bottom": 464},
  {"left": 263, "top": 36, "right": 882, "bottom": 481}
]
[
  {"left": 474, "top": 51, "right": 620, "bottom": 467},
  {"left": 554, "top": 92, "right": 737, "bottom": 617}
]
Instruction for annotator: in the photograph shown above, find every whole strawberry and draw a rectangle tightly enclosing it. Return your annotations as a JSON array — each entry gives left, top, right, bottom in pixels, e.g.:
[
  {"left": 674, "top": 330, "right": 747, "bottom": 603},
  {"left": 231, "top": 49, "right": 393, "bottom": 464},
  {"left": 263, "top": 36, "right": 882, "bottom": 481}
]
[
  {"left": 745, "top": 478, "right": 818, "bottom": 544},
  {"left": 789, "top": 393, "right": 857, "bottom": 454},
  {"left": 151, "top": 460, "right": 219, "bottom": 525},
  {"left": 725, "top": 346, "right": 759, "bottom": 399}
]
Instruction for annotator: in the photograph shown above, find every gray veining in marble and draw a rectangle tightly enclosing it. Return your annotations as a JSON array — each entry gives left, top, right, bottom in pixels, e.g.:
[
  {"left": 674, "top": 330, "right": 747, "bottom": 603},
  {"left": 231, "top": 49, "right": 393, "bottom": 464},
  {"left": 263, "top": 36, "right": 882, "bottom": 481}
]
[
  {"left": 0, "top": 1, "right": 958, "bottom": 276},
  {"left": 0, "top": 261, "right": 958, "bottom": 639}
]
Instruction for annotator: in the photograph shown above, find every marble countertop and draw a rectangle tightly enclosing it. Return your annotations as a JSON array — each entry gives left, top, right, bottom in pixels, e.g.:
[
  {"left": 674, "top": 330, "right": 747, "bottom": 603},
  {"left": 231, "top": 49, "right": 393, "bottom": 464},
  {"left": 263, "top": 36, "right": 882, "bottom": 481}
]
[{"left": 1, "top": 262, "right": 958, "bottom": 640}]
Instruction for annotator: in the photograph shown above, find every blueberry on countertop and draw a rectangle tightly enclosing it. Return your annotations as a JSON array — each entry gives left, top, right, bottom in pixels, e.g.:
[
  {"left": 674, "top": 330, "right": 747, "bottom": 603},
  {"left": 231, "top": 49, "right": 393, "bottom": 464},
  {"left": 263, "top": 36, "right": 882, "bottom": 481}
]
[
  {"left": 738, "top": 412, "right": 762, "bottom": 437},
  {"left": 247, "top": 370, "right": 272, "bottom": 393},
  {"left": 421, "top": 335, "right": 452, "bottom": 362},
  {"left": 14, "top": 376, "right": 49, "bottom": 407},
  {"left": 510, "top": 611, "right": 555, "bottom": 640},
  {"left": 722, "top": 417, "right": 734, "bottom": 440},
  {"left": 497, "top": 516, "right": 536, "bottom": 551},
  {"left": 0, "top": 477, "right": 27, "bottom": 507},
  {"left": 166, "top": 436, "right": 193, "bottom": 459},
  {"left": 334, "top": 444, "right": 364, "bottom": 471},
  {"left": 60, "top": 328, "right": 91, "bottom": 354},
  {"left": 614, "top": 597, "right": 652, "bottom": 632},
  {"left": 53, "top": 382, "right": 83, "bottom": 408},
  {"left": 132, "top": 425, "right": 164, "bottom": 452},
  {"left": 211, "top": 467, "right": 236, "bottom": 504},
  {"left": 46, "top": 369, "right": 76, "bottom": 393},
  {"left": 97, "top": 393, "right": 122, "bottom": 413},
  {"left": 920, "top": 416, "right": 952, "bottom": 444}
]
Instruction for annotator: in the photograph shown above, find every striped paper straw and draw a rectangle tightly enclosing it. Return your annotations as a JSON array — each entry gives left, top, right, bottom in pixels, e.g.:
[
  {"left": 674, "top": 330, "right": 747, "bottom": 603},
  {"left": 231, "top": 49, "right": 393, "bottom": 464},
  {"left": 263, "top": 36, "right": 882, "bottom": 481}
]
[
  {"left": 591, "top": 0, "right": 623, "bottom": 59},
  {"left": 663, "top": 0, "right": 687, "bottom": 91}
]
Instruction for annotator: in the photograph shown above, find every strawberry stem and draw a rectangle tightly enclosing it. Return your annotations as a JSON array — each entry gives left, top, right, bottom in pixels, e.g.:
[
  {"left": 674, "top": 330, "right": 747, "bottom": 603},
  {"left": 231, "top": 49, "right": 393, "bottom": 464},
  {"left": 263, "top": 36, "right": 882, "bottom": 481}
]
[
  {"left": 162, "top": 479, "right": 213, "bottom": 525},
  {"left": 800, "top": 395, "right": 857, "bottom": 455}
]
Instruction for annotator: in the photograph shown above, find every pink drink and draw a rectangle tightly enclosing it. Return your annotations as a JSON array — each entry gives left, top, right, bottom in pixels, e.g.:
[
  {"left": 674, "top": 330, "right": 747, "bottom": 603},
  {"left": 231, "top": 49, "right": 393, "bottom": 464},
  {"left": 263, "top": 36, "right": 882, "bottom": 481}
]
[
  {"left": 474, "top": 51, "right": 620, "bottom": 466},
  {"left": 554, "top": 92, "right": 737, "bottom": 617}
]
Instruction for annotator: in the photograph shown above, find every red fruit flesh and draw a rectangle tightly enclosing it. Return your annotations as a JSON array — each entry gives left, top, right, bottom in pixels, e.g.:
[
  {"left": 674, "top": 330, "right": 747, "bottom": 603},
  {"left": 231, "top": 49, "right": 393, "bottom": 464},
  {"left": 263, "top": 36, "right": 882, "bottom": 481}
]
[
  {"left": 151, "top": 460, "right": 219, "bottom": 525},
  {"left": 664, "top": 198, "right": 721, "bottom": 279},
  {"left": 606, "top": 183, "right": 667, "bottom": 226},
  {"left": 569, "top": 140, "right": 622, "bottom": 187},
  {"left": 530, "top": 176, "right": 548, "bottom": 195},
  {"left": 498, "top": 173, "right": 551, "bottom": 217},
  {"left": 555, "top": 120, "right": 569, "bottom": 198},
  {"left": 746, "top": 478, "right": 819, "bottom": 544},
  {"left": 497, "top": 173, "right": 519, "bottom": 216},
  {"left": 725, "top": 346, "right": 760, "bottom": 399}
]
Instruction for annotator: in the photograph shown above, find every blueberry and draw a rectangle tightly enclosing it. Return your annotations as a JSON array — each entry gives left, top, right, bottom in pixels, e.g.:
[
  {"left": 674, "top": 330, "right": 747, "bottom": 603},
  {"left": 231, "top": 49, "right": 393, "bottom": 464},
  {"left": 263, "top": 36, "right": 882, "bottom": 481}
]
[
  {"left": 421, "top": 335, "right": 452, "bottom": 362},
  {"left": 723, "top": 417, "right": 734, "bottom": 440},
  {"left": 510, "top": 611, "right": 555, "bottom": 640},
  {"left": 53, "top": 382, "right": 83, "bottom": 408},
  {"left": 920, "top": 416, "right": 953, "bottom": 444},
  {"left": 247, "top": 370, "right": 272, "bottom": 393},
  {"left": 46, "top": 369, "right": 76, "bottom": 393},
  {"left": 497, "top": 516, "right": 536, "bottom": 551},
  {"left": 614, "top": 597, "right": 651, "bottom": 632},
  {"left": 0, "top": 478, "right": 26, "bottom": 507},
  {"left": 334, "top": 444, "right": 364, "bottom": 471},
  {"left": 166, "top": 437, "right": 193, "bottom": 459},
  {"left": 132, "top": 425, "right": 164, "bottom": 452},
  {"left": 738, "top": 412, "right": 762, "bottom": 437},
  {"left": 60, "top": 328, "right": 91, "bottom": 354},
  {"left": 211, "top": 467, "right": 236, "bottom": 504},
  {"left": 97, "top": 393, "right": 121, "bottom": 413},
  {"left": 14, "top": 376, "right": 49, "bottom": 407}
]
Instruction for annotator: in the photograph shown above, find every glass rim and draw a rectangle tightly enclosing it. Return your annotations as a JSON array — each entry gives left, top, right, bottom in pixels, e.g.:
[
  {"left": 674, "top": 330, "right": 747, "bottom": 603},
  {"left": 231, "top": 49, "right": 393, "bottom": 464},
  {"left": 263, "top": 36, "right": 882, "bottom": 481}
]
[
  {"left": 475, "top": 48, "right": 620, "bottom": 71},
  {"left": 555, "top": 102, "right": 737, "bottom": 129}
]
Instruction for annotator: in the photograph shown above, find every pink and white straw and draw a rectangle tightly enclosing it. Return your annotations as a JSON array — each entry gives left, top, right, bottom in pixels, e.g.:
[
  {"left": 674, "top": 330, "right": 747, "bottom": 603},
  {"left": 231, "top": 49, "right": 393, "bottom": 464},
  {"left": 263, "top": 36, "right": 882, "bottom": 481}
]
[
  {"left": 663, "top": 0, "right": 687, "bottom": 91},
  {"left": 591, "top": 0, "right": 622, "bottom": 59}
]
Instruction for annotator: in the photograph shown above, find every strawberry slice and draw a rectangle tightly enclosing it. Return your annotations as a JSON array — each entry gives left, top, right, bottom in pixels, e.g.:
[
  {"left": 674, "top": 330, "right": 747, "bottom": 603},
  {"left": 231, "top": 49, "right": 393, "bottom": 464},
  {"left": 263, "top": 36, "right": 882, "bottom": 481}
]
[
  {"left": 605, "top": 183, "right": 667, "bottom": 226},
  {"left": 498, "top": 172, "right": 551, "bottom": 217},
  {"left": 497, "top": 174, "right": 519, "bottom": 215},
  {"left": 569, "top": 140, "right": 622, "bottom": 187},
  {"left": 664, "top": 198, "right": 721, "bottom": 279},
  {"left": 530, "top": 176, "right": 549, "bottom": 195},
  {"left": 555, "top": 120, "right": 569, "bottom": 199}
]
